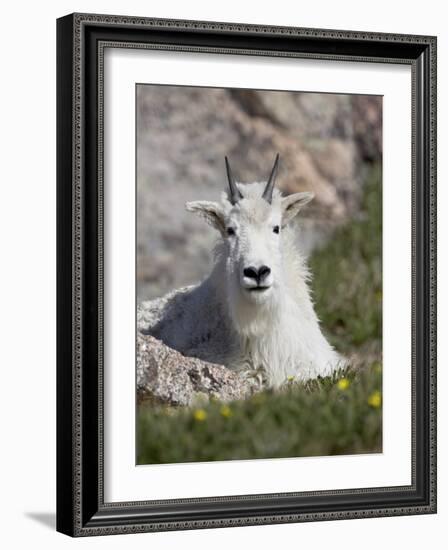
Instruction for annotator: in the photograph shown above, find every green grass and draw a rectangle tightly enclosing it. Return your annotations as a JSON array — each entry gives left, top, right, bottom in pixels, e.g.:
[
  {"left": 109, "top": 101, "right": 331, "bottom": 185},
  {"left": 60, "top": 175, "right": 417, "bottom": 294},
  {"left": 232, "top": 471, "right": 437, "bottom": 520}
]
[
  {"left": 137, "top": 165, "right": 382, "bottom": 464},
  {"left": 138, "top": 365, "right": 382, "bottom": 464},
  {"left": 310, "top": 164, "right": 382, "bottom": 354}
]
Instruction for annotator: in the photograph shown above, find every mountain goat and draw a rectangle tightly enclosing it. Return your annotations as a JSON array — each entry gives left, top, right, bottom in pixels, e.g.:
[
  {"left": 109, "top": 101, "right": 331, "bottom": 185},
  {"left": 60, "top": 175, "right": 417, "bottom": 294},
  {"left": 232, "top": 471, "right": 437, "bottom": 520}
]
[{"left": 144, "top": 155, "right": 345, "bottom": 387}]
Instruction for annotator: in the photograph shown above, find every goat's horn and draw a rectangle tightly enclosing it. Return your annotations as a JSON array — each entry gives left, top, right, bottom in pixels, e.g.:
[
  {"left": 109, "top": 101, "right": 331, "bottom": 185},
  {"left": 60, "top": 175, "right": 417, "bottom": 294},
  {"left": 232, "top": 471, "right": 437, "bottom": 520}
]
[
  {"left": 225, "top": 156, "right": 243, "bottom": 205},
  {"left": 262, "top": 153, "right": 280, "bottom": 204}
]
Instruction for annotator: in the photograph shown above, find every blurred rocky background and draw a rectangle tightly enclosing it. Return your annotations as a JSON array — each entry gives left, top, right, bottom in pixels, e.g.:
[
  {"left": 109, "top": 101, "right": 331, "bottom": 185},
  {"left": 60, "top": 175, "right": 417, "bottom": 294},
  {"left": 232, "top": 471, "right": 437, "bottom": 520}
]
[{"left": 137, "top": 85, "right": 382, "bottom": 301}]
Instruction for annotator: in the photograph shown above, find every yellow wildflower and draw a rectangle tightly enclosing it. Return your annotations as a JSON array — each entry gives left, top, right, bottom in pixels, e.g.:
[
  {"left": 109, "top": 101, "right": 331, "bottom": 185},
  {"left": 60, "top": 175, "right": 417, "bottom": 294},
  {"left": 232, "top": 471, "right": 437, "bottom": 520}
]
[
  {"left": 368, "top": 391, "right": 382, "bottom": 408},
  {"left": 287, "top": 375, "right": 295, "bottom": 383},
  {"left": 193, "top": 409, "right": 207, "bottom": 422},
  {"left": 337, "top": 378, "right": 350, "bottom": 390},
  {"left": 220, "top": 405, "right": 233, "bottom": 418}
]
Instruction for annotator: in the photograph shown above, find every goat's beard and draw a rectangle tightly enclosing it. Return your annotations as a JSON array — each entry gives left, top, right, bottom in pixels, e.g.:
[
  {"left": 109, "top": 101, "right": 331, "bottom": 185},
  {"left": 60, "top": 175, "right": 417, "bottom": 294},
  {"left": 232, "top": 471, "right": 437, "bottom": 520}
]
[{"left": 226, "top": 277, "right": 280, "bottom": 338}]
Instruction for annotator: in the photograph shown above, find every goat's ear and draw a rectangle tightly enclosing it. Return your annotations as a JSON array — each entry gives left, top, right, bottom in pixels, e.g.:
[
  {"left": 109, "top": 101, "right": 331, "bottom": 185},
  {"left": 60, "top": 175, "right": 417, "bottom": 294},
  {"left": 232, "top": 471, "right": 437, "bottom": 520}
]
[
  {"left": 281, "top": 192, "right": 314, "bottom": 226},
  {"left": 185, "top": 201, "right": 226, "bottom": 234}
]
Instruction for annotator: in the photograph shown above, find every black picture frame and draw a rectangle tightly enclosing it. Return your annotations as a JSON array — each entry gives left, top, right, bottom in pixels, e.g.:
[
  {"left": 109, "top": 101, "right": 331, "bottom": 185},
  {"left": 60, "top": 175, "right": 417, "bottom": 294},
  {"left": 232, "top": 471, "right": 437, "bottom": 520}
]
[{"left": 56, "top": 13, "right": 437, "bottom": 537}]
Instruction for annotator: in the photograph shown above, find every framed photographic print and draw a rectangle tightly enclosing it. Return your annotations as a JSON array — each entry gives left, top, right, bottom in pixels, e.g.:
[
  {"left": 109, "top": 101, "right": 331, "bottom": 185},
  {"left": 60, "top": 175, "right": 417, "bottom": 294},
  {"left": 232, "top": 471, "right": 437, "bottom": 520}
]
[{"left": 56, "top": 13, "right": 437, "bottom": 536}]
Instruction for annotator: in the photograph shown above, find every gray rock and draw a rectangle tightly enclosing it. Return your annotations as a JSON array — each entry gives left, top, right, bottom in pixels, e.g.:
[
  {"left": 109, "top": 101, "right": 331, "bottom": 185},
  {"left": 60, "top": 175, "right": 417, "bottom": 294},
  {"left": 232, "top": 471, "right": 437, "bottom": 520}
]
[{"left": 137, "top": 332, "right": 252, "bottom": 407}]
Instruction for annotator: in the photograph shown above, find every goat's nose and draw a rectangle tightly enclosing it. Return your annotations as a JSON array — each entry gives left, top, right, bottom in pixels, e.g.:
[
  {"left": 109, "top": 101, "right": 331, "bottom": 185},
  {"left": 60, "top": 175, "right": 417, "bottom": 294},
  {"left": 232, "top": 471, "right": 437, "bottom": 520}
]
[
  {"left": 243, "top": 266, "right": 259, "bottom": 281},
  {"left": 243, "top": 265, "right": 271, "bottom": 283},
  {"left": 258, "top": 265, "right": 271, "bottom": 282}
]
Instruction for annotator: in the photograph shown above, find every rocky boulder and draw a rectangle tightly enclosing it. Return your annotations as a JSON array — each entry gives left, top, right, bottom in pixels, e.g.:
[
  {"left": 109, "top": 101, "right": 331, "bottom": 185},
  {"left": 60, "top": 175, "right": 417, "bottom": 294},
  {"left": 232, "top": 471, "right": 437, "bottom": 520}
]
[
  {"left": 137, "top": 292, "right": 255, "bottom": 406},
  {"left": 137, "top": 332, "right": 252, "bottom": 407}
]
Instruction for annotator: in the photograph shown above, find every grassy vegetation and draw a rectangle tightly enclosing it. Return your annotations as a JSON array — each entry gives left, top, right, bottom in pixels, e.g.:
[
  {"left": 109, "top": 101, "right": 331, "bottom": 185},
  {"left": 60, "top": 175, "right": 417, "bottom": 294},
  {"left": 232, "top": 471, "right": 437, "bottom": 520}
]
[
  {"left": 310, "top": 164, "right": 382, "bottom": 354},
  {"left": 137, "top": 165, "right": 382, "bottom": 464},
  {"left": 138, "top": 366, "right": 382, "bottom": 463}
]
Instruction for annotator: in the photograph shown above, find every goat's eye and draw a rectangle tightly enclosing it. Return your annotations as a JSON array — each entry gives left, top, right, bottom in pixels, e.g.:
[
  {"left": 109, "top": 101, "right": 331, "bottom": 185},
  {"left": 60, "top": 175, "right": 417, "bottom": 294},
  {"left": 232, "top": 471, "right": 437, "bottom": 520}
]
[
  {"left": 273, "top": 225, "right": 280, "bottom": 234},
  {"left": 226, "top": 227, "right": 235, "bottom": 236}
]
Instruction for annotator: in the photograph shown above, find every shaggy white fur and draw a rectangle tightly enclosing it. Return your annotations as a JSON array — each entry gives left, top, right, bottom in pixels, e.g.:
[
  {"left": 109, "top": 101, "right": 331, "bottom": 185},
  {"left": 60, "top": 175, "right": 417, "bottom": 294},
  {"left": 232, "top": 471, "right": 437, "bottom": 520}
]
[{"left": 147, "top": 181, "right": 345, "bottom": 387}]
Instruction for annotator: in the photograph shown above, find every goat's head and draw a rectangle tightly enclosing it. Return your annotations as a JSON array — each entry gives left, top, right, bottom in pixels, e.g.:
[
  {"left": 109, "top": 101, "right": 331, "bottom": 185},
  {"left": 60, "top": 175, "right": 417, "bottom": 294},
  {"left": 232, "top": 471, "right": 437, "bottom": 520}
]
[{"left": 186, "top": 155, "right": 314, "bottom": 306}]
